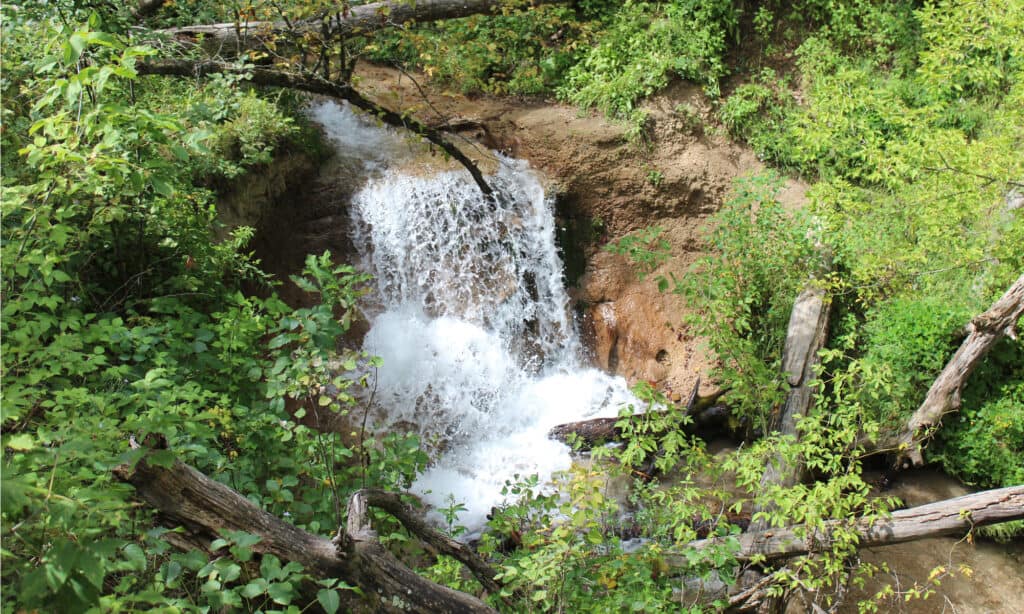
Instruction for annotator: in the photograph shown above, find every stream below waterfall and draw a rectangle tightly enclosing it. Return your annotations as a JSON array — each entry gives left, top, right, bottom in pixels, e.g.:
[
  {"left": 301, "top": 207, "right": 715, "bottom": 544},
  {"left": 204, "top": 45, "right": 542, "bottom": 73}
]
[{"left": 311, "top": 101, "right": 637, "bottom": 534}]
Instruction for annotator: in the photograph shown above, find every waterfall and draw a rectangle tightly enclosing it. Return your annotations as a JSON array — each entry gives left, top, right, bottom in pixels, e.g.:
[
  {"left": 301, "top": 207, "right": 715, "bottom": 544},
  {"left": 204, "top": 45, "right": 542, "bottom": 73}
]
[{"left": 312, "top": 101, "right": 636, "bottom": 534}]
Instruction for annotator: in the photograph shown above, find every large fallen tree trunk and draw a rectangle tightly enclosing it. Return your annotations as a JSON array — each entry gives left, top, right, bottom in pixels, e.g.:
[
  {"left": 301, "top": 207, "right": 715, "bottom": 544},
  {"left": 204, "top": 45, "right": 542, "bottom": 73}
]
[
  {"left": 160, "top": 0, "right": 564, "bottom": 55},
  {"left": 115, "top": 444, "right": 1024, "bottom": 612},
  {"left": 113, "top": 441, "right": 499, "bottom": 613},
  {"left": 666, "top": 484, "right": 1024, "bottom": 566},
  {"left": 135, "top": 59, "right": 494, "bottom": 196},
  {"left": 885, "top": 273, "right": 1024, "bottom": 467}
]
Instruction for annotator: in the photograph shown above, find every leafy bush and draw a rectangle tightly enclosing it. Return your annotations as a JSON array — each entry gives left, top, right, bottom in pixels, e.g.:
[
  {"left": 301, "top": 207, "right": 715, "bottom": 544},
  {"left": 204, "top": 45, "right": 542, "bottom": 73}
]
[
  {"left": 717, "top": 69, "right": 793, "bottom": 144},
  {"left": 677, "top": 172, "right": 819, "bottom": 431},
  {"left": 560, "top": 0, "right": 738, "bottom": 122},
  {"left": 855, "top": 296, "right": 974, "bottom": 425},
  {"left": 931, "top": 340, "right": 1024, "bottom": 489},
  {"left": 714, "top": 0, "right": 1023, "bottom": 492},
  {"left": 366, "top": 5, "right": 586, "bottom": 96},
  {"left": 212, "top": 91, "right": 296, "bottom": 169},
  {"left": 0, "top": 14, "right": 426, "bottom": 611}
]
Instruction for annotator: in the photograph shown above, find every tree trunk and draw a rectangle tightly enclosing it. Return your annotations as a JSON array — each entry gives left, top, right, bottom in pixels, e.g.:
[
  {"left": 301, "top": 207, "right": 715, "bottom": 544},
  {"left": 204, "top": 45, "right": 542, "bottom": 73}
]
[
  {"left": 886, "top": 273, "right": 1024, "bottom": 467},
  {"left": 666, "top": 484, "right": 1024, "bottom": 565},
  {"left": 758, "top": 285, "right": 832, "bottom": 491},
  {"left": 113, "top": 443, "right": 498, "bottom": 613},
  {"left": 741, "top": 279, "right": 832, "bottom": 612},
  {"left": 162, "top": 0, "right": 565, "bottom": 56},
  {"left": 114, "top": 445, "right": 1024, "bottom": 612}
]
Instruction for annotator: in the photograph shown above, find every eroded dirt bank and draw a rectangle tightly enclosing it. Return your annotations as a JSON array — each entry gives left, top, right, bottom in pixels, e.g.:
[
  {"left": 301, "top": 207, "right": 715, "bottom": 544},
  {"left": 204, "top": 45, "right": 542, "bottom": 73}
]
[{"left": 354, "top": 64, "right": 807, "bottom": 399}]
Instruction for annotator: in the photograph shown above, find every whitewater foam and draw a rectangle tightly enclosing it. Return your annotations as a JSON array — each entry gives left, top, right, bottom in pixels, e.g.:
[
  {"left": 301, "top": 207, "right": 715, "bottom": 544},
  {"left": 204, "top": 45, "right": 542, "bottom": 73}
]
[{"left": 312, "top": 101, "right": 637, "bottom": 536}]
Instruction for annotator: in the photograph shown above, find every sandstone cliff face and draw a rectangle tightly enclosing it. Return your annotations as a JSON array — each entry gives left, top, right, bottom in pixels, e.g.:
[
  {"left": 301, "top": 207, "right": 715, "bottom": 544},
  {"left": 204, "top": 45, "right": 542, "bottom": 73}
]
[{"left": 217, "top": 148, "right": 322, "bottom": 238}]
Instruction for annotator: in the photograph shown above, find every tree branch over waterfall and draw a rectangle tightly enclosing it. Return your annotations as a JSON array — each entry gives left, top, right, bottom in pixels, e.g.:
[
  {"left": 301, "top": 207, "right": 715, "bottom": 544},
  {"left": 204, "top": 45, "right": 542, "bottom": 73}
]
[{"left": 135, "top": 59, "right": 494, "bottom": 195}]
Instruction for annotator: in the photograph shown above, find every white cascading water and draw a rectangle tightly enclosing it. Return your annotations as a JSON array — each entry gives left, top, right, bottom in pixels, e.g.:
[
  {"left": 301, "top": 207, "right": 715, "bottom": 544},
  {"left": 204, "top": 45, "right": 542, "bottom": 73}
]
[{"left": 311, "top": 101, "right": 636, "bottom": 534}]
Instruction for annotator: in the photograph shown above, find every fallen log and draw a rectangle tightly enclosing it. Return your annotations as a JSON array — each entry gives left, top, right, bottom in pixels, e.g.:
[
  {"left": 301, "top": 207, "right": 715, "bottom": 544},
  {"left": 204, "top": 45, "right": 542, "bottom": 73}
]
[
  {"left": 159, "top": 0, "right": 565, "bottom": 56},
  {"left": 666, "top": 484, "right": 1024, "bottom": 565},
  {"left": 885, "top": 273, "right": 1024, "bottom": 467},
  {"left": 548, "top": 404, "right": 730, "bottom": 448},
  {"left": 113, "top": 440, "right": 499, "bottom": 613},
  {"left": 547, "top": 380, "right": 730, "bottom": 448},
  {"left": 114, "top": 442, "right": 1024, "bottom": 612}
]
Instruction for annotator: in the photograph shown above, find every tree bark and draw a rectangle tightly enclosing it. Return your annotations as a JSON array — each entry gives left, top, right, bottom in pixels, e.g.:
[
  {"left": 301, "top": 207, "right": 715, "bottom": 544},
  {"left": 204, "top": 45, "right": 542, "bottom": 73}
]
[
  {"left": 113, "top": 446, "right": 498, "bottom": 613},
  {"left": 741, "top": 279, "right": 831, "bottom": 612},
  {"left": 886, "top": 273, "right": 1024, "bottom": 467},
  {"left": 161, "top": 0, "right": 564, "bottom": 55},
  {"left": 758, "top": 285, "right": 831, "bottom": 491},
  {"left": 666, "top": 484, "right": 1024, "bottom": 565},
  {"left": 135, "top": 59, "right": 494, "bottom": 196},
  {"left": 547, "top": 404, "right": 730, "bottom": 448},
  {"left": 114, "top": 446, "right": 1024, "bottom": 612},
  {"left": 547, "top": 381, "right": 730, "bottom": 448}
]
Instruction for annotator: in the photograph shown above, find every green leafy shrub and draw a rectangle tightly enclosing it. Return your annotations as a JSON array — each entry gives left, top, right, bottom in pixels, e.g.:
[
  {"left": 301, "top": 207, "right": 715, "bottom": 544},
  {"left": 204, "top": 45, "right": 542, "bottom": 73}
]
[
  {"left": 366, "top": 4, "right": 586, "bottom": 96},
  {"left": 855, "top": 296, "right": 974, "bottom": 425},
  {"left": 560, "top": 0, "right": 738, "bottom": 121},
  {"left": 212, "top": 91, "right": 296, "bottom": 169},
  {"left": 678, "top": 172, "right": 819, "bottom": 430},
  {"left": 931, "top": 340, "right": 1024, "bottom": 489},
  {"left": 717, "top": 68, "right": 794, "bottom": 150},
  {"left": 0, "top": 14, "right": 425, "bottom": 611}
]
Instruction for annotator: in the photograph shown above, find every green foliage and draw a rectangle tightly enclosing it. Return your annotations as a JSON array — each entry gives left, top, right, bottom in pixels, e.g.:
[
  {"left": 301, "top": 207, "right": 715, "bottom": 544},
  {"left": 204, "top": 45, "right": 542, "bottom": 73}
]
[
  {"left": 678, "top": 172, "right": 819, "bottom": 430},
  {"left": 0, "top": 12, "right": 424, "bottom": 612},
  {"left": 713, "top": 0, "right": 1023, "bottom": 491},
  {"left": 931, "top": 340, "right": 1024, "bottom": 490},
  {"left": 717, "top": 68, "right": 793, "bottom": 144},
  {"left": 854, "top": 296, "right": 975, "bottom": 425},
  {"left": 560, "top": 0, "right": 738, "bottom": 123},
  {"left": 366, "top": 4, "right": 586, "bottom": 96}
]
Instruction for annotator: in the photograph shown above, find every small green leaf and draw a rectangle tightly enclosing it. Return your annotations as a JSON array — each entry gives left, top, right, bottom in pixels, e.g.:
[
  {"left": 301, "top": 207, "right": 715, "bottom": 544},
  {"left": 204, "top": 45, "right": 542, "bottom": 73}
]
[
  {"left": 5, "top": 434, "right": 35, "bottom": 451},
  {"left": 317, "top": 588, "right": 341, "bottom": 614},
  {"left": 151, "top": 177, "right": 173, "bottom": 197},
  {"left": 267, "top": 582, "right": 294, "bottom": 605}
]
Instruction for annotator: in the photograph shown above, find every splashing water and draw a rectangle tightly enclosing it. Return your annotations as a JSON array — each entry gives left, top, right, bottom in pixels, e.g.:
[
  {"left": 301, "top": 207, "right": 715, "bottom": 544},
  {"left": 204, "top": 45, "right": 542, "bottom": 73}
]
[{"left": 312, "top": 101, "right": 636, "bottom": 534}]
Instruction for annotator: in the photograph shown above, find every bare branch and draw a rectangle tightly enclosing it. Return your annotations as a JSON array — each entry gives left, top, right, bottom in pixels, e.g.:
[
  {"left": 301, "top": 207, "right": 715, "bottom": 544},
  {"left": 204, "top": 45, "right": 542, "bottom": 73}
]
[{"left": 134, "top": 58, "right": 493, "bottom": 195}]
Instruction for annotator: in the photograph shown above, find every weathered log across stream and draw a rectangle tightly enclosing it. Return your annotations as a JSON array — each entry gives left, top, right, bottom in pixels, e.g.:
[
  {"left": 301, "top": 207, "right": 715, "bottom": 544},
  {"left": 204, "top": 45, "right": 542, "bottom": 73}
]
[
  {"left": 547, "top": 380, "right": 729, "bottom": 447},
  {"left": 113, "top": 274, "right": 1024, "bottom": 612},
  {"left": 115, "top": 442, "right": 1024, "bottom": 614}
]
